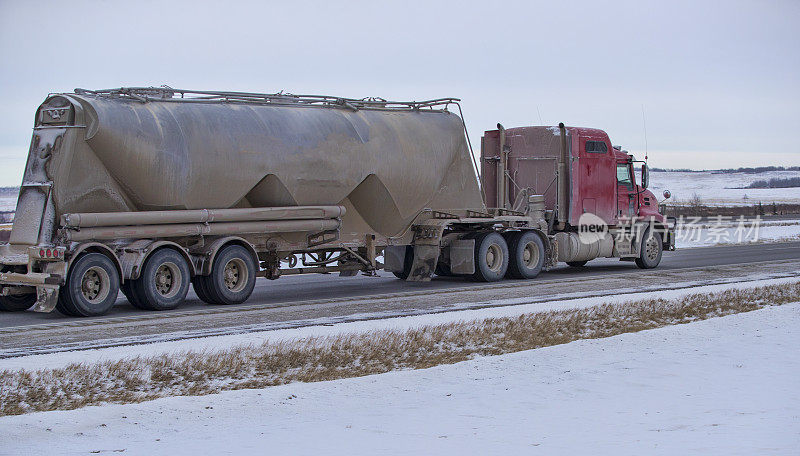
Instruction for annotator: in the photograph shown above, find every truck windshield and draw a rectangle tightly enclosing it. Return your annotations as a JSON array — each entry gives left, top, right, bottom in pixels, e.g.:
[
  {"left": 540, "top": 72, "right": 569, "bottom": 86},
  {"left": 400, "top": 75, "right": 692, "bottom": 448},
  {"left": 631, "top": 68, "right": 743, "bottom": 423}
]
[{"left": 616, "top": 164, "right": 633, "bottom": 189}]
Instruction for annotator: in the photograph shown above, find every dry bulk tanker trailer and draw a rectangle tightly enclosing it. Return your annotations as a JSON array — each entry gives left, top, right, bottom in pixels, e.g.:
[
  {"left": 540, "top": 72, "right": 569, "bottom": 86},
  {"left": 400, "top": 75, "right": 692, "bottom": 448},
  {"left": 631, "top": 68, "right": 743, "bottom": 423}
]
[{"left": 0, "top": 87, "right": 674, "bottom": 317}]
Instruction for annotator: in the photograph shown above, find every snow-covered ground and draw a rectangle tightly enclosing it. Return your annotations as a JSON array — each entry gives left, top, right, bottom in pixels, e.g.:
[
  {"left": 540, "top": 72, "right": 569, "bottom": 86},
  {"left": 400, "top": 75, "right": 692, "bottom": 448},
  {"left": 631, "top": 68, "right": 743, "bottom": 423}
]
[
  {"left": 2, "top": 301, "right": 797, "bottom": 455},
  {"left": 0, "top": 194, "right": 16, "bottom": 212},
  {"left": 650, "top": 170, "right": 800, "bottom": 206},
  {"left": 675, "top": 217, "right": 800, "bottom": 247}
]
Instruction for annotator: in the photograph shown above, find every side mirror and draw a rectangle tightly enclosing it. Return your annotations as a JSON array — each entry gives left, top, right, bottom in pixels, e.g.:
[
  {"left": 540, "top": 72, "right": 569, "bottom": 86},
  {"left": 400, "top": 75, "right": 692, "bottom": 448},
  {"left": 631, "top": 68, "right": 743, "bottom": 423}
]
[
  {"left": 663, "top": 189, "right": 671, "bottom": 200},
  {"left": 641, "top": 164, "right": 649, "bottom": 189}
]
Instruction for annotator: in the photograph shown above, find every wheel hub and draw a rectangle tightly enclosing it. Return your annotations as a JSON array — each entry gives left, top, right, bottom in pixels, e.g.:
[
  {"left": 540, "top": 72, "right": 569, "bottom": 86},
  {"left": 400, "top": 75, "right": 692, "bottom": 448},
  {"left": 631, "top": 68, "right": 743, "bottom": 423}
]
[
  {"left": 155, "top": 264, "right": 175, "bottom": 296},
  {"left": 80, "top": 266, "right": 111, "bottom": 304},
  {"left": 224, "top": 259, "right": 245, "bottom": 291}
]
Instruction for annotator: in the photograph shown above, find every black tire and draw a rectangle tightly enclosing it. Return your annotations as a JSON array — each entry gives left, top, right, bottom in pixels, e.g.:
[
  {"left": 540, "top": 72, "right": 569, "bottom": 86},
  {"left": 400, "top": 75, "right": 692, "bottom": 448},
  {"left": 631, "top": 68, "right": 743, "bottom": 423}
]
[
  {"left": 121, "top": 281, "right": 148, "bottom": 310},
  {"left": 566, "top": 260, "right": 588, "bottom": 267},
  {"left": 131, "top": 248, "right": 191, "bottom": 311},
  {"left": 391, "top": 245, "right": 415, "bottom": 280},
  {"left": 472, "top": 232, "right": 509, "bottom": 282},
  {"left": 0, "top": 293, "right": 36, "bottom": 311},
  {"left": 191, "top": 274, "right": 216, "bottom": 304},
  {"left": 506, "top": 231, "right": 545, "bottom": 279},
  {"left": 194, "top": 244, "right": 257, "bottom": 305},
  {"left": 58, "top": 253, "right": 120, "bottom": 317},
  {"left": 435, "top": 261, "right": 453, "bottom": 277},
  {"left": 635, "top": 228, "right": 663, "bottom": 269}
]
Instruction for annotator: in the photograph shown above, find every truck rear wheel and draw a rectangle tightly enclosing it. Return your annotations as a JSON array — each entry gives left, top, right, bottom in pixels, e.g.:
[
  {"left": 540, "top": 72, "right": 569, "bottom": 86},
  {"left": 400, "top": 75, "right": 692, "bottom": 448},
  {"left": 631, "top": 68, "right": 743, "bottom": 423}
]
[
  {"left": 130, "top": 248, "right": 190, "bottom": 311},
  {"left": 0, "top": 293, "right": 36, "bottom": 311},
  {"left": 57, "top": 253, "right": 120, "bottom": 317},
  {"left": 506, "top": 231, "right": 544, "bottom": 279},
  {"left": 472, "top": 232, "right": 509, "bottom": 282},
  {"left": 193, "top": 244, "right": 257, "bottom": 305},
  {"left": 635, "top": 229, "right": 663, "bottom": 269}
]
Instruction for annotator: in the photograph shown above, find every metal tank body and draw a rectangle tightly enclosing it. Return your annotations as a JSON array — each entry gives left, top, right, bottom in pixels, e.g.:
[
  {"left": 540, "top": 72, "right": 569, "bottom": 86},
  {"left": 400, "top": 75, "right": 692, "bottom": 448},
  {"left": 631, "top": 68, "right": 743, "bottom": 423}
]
[{"left": 12, "top": 89, "right": 484, "bottom": 246}]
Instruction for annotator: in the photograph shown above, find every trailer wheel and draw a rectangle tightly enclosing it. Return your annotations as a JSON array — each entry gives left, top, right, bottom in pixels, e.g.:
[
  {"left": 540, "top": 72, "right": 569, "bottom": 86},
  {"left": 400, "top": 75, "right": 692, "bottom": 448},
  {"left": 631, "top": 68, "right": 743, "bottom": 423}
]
[
  {"left": 57, "top": 253, "right": 120, "bottom": 317},
  {"left": 194, "top": 244, "right": 257, "bottom": 305},
  {"left": 635, "top": 229, "right": 663, "bottom": 269},
  {"left": 506, "top": 231, "right": 544, "bottom": 279},
  {"left": 0, "top": 293, "right": 36, "bottom": 311},
  {"left": 566, "top": 261, "right": 588, "bottom": 267},
  {"left": 130, "top": 248, "right": 191, "bottom": 310},
  {"left": 121, "top": 281, "right": 148, "bottom": 310},
  {"left": 391, "top": 245, "right": 415, "bottom": 280},
  {"left": 472, "top": 232, "right": 509, "bottom": 282}
]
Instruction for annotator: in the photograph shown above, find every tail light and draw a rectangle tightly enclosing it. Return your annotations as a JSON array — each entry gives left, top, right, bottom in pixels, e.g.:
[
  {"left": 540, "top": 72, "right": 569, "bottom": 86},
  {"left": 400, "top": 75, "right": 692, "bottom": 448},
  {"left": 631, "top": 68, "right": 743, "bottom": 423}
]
[{"left": 30, "top": 246, "right": 65, "bottom": 260}]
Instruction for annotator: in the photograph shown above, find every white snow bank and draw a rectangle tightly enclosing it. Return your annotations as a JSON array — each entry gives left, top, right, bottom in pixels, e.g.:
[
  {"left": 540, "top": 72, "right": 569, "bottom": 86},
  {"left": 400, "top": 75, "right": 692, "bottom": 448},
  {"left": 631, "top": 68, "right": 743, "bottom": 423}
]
[
  {"left": 676, "top": 219, "right": 800, "bottom": 247},
  {"left": 2, "top": 301, "right": 797, "bottom": 455},
  {"left": 651, "top": 170, "right": 800, "bottom": 206},
  {"left": 3, "top": 276, "right": 798, "bottom": 372}
]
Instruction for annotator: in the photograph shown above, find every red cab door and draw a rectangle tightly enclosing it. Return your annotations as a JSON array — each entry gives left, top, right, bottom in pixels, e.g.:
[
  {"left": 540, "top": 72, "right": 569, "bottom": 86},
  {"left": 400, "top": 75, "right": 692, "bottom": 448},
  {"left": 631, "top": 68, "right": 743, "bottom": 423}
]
[{"left": 615, "top": 161, "right": 636, "bottom": 223}]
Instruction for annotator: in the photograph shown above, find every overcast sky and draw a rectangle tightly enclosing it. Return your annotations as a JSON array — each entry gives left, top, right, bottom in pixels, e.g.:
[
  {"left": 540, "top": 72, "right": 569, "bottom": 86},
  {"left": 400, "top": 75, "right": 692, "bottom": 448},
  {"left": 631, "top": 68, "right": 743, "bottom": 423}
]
[{"left": 0, "top": 0, "right": 797, "bottom": 186}]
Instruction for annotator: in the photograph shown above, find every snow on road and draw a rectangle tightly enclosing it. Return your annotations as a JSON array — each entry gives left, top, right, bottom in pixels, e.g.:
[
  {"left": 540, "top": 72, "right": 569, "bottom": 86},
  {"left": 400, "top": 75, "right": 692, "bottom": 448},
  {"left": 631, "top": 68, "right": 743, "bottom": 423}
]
[
  {"left": 3, "top": 276, "right": 798, "bottom": 371},
  {"left": 2, "top": 302, "right": 798, "bottom": 455}
]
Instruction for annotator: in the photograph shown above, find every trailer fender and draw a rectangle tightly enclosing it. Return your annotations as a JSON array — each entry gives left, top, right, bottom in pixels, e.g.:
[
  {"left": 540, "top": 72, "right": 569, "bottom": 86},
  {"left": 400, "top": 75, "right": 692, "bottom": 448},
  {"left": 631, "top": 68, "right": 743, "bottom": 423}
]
[
  {"left": 68, "top": 242, "right": 123, "bottom": 281},
  {"left": 117, "top": 240, "right": 196, "bottom": 281},
  {"left": 190, "top": 236, "right": 259, "bottom": 277}
]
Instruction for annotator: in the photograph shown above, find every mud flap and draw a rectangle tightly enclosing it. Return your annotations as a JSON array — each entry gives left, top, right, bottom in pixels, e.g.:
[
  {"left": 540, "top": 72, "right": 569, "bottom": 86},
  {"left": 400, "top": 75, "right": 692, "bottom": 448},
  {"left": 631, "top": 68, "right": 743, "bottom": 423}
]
[
  {"left": 449, "top": 239, "right": 475, "bottom": 275},
  {"left": 383, "top": 246, "right": 408, "bottom": 273},
  {"left": 407, "top": 244, "right": 440, "bottom": 282},
  {"left": 31, "top": 286, "right": 59, "bottom": 313},
  {"left": 406, "top": 223, "right": 446, "bottom": 282}
]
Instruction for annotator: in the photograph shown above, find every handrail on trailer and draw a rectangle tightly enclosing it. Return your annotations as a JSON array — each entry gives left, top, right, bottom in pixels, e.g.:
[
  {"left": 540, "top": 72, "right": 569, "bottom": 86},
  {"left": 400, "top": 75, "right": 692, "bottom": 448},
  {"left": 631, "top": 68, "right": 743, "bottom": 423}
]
[{"left": 71, "top": 86, "right": 461, "bottom": 112}]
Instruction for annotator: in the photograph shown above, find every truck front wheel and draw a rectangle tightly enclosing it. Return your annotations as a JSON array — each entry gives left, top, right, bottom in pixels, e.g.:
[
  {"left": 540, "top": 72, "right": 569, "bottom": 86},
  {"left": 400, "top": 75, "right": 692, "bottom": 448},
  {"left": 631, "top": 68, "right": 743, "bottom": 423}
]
[
  {"left": 635, "top": 229, "right": 663, "bottom": 269},
  {"left": 506, "top": 231, "right": 545, "bottom": 279},
  {"left": 472, "top": 232, "right": 509, "bottom": 282}
]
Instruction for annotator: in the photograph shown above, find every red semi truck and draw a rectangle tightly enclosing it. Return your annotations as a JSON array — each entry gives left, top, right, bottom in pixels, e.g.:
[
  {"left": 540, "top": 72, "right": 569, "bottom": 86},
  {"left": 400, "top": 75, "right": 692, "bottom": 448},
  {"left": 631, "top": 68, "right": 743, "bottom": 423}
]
[{"left": 0, "top": 89, "right": 674, "bottom": 316}]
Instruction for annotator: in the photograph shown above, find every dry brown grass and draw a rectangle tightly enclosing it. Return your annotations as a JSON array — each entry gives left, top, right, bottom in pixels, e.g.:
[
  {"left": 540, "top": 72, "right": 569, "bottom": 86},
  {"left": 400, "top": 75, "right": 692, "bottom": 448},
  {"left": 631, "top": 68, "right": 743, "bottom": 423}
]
[{"left": 2, "top": 282, "right": 798, "bottom": 416}]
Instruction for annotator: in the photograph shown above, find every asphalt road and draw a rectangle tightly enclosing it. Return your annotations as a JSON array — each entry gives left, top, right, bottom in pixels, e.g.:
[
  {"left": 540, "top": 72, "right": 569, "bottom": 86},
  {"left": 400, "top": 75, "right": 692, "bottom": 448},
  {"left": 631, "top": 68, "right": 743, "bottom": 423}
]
[{"left": 1, "top": 241, "right": 799, "bottom": 329}]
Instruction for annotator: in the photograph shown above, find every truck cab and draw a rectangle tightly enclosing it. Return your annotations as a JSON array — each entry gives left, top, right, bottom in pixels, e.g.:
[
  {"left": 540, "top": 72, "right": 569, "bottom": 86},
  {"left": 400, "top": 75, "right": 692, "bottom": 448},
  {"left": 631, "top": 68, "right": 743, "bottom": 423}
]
[{"left": 481, "top": 124, "right": 675, "bottom": 266}]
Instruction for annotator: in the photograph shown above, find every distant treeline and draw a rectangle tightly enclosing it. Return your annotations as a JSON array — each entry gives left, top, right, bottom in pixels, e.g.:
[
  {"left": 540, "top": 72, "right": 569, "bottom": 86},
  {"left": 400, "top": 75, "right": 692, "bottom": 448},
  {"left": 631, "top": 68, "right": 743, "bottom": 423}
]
[
  {"left": 0, "top": 187, "right": 19, "bottom": 195},
  {"left": 650, "top": 166, "right": 800, "bottom": 174},
  {"left": 744, "top": 177, "right": 800, "bottom": 189}
]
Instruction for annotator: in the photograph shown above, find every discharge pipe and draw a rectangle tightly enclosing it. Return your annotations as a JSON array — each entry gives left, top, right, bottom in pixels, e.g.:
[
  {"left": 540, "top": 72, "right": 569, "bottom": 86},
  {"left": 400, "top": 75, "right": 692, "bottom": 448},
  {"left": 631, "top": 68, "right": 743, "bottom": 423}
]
[
  {"left": 62, "top": 218, "right": 341, "bottom": 242},
  {"left": 62, "top": 205, "right": 346, "bottom": 228}
]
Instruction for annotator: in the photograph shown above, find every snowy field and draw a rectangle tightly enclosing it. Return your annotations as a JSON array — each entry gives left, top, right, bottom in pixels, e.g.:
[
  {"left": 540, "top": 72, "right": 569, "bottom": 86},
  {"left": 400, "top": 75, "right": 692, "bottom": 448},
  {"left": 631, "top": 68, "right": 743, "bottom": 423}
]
[
  {"left": 2, "top": 301, "right": 798, "bottom": 455},
  {"left": 649, "top": 170, "right": 800, "bottom": 206},
  {"left": 675, "top": 217, "right": 800, "bottom": 247}
]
